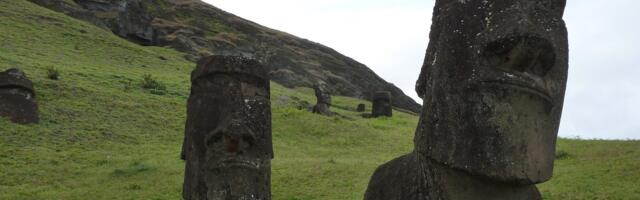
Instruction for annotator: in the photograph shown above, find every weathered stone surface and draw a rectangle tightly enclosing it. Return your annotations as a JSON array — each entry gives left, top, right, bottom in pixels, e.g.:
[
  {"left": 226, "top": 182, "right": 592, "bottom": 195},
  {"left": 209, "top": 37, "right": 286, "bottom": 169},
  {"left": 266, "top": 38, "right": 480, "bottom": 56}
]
[
  {"left": 357, "top": 104, "right": 366, "bottom": 112},
  {"left": 182, "top": 55, "right": 272, "bottom": 200},
  {"left": 365, "top": 0, "right": 568, "bottom": 199},
  {"left": 0, "top": 68, "right": 39, "bottom": 124},
  {"left": 312, "top": 82, "right": 332, "bottom": 116},
  {"left": 371, "top": 91, "right": 392, "bottom": 117},
  {"left": 29, "top": 0, "right": 423, "bottom": 113}
]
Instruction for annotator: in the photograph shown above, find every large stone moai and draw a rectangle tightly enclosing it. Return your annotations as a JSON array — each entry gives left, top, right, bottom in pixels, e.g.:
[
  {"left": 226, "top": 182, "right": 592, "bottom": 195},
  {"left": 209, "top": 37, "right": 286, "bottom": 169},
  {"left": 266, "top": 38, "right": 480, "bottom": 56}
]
[
  {"left": 182, "top": 55, "right": 272, "bottom": 200},
  {"left": 357, "top": 104, "right": 366, "bottom": 112},
  {"left": 371, "top": 91, "right": 392, "bottom": 117},
  {"left": 311, "top": 82, "right": 332, "bottom": 116},
  {"left": 365, "top": 0, "right": 568, "bottom": 199},
  {"left": 0, "top": 68, "right": 39, "bottom": 124}
]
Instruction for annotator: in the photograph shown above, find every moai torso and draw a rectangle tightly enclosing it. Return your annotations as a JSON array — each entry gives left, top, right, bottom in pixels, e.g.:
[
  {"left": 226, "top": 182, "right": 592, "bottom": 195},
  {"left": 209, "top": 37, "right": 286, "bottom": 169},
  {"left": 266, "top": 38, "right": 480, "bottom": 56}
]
[
  {"left": 182, "top": 55, "right": 272, "bottom": 200},
  {"left": 365, "top": 0, "right": 569, "bottom": 199},
  {"left": 0, "top": 68, "right": 39, "bottom": 124},
  {"left": 371, "top": 91, "right": 392, "bottom": 117}
]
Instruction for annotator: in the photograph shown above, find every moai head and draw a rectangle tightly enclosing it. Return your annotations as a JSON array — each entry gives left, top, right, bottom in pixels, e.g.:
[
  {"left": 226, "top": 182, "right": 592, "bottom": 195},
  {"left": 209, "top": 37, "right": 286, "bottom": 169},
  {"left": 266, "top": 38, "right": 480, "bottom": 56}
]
[
  {"left": 372, "top": 91, "right": 392, "bottom": 117},
  {"left": 183, "top": 55, "right": 272, "bottom": 199},
  {"left": 357, "top": 104, "right": 366, "bottom": 112},
  {"left": 414, "top": 0, "right": 568, "bottom": 184},
  {"left": 0, "top": 68, "right": 39, "bottom": 124},
  {"left": 313, "top": 82, "right": 331, "bottom": 105}
]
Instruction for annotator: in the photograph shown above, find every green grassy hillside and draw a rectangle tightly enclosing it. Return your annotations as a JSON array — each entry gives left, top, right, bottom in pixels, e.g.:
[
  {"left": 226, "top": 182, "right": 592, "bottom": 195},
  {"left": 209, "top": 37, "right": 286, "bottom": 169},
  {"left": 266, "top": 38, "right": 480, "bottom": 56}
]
[{"left": 0, "top": 1, "right": 638, "bottom": 199}]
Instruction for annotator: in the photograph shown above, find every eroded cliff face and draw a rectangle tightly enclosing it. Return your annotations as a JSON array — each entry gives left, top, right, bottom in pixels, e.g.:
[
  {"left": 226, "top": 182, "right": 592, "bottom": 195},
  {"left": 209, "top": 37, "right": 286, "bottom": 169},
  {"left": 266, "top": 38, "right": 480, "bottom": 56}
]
[{"left": 29, "top": 0, "right": 421, "bottom": 112}]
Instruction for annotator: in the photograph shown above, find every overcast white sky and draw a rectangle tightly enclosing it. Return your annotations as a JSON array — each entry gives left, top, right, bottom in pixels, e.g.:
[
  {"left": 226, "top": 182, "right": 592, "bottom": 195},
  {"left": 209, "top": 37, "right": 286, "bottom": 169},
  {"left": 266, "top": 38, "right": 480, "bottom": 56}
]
[{"left": 203, "top": 0, "right": 640, "bottom": 140}]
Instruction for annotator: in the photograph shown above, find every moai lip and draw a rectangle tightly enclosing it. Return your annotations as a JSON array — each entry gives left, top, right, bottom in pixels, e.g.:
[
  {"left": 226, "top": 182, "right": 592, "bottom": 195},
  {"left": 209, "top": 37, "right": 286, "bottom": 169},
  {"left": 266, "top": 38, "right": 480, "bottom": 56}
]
[
  {"left": 182, "top": 55, "right": 272, "bottom": 200},
  {"left": 365, "top": 0, "right": 568, "bottom": 199},
  {"left": 0, "top": 68, "right": 39, "bottom": 124},
  {"left": 371, "top": 91, "right": 392, "bottom": 117}
]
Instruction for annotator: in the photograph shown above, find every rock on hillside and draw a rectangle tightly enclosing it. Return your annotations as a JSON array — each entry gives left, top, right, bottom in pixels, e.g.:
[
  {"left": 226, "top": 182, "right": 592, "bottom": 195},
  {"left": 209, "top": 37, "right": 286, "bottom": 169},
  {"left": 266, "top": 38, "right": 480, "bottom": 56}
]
[{"left": 28, "top": 0, "right": 421, "bottom": 112}]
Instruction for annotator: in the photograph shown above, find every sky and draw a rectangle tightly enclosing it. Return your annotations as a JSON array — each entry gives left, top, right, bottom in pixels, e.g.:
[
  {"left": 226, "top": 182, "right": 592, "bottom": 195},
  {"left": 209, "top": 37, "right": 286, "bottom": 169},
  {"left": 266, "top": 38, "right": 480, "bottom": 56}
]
[{"left": 203, "top": 0, "right": 640, "bottom": 140}]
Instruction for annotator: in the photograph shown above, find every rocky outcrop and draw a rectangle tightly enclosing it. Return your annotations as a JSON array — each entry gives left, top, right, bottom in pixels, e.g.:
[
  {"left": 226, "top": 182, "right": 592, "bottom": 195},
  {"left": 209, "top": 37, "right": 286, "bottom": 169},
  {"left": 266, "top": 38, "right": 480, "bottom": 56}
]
[{"left": 28, "top": 0, "right": 421, "bottom": 113}]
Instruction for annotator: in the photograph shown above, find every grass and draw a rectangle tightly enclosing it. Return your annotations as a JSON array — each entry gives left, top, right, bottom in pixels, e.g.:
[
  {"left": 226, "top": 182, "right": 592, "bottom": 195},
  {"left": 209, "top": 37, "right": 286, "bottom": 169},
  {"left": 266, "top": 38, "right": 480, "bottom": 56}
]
[{"left": 0, "top": 1, "right": 638, "bottom": 199}]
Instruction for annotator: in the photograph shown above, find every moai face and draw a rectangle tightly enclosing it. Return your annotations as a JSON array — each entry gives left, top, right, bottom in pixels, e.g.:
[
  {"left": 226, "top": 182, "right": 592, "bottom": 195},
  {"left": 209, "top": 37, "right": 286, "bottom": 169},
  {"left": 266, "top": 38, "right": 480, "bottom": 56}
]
[
  {"left": 414, "top": 0, "right": 568, "bottom": 184},
  {"left": 313, "top": 82, "right": 331, "bottom": 105},
  {"left": 0, "top": 68, "right": 39, "bottom": 124},
  {"left": 372, "top": 91, "right": 392, "bottom": 117},
  {"left": 183, "top": 56, "right": 272, "bottom": 199}
]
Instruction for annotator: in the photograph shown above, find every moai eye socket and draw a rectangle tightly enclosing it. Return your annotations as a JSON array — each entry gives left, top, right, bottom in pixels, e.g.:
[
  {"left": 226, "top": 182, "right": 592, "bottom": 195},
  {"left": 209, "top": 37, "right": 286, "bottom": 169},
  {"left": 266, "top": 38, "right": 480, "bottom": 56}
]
[{"left": 481, "top": 36, "right": 556, "bottom": 77}]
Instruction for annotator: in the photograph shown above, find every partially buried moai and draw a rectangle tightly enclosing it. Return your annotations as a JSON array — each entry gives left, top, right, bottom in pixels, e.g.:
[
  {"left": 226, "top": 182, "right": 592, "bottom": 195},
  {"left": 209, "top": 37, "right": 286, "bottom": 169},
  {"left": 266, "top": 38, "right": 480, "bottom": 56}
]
[
  {"left": 311, "top": 82, "right": 332, "bottom": 116},
  {"left": 0, "top": 68, "right": 39, "bottom": 124},
  {"left": 182, "top": 55, "right": 272, "bottom": 200},
  {"left": 371, "top": 91, "right": 392, "bottom": 117},
  {"left": 365, "top": 0, "right": 568, "bottom": 199}
]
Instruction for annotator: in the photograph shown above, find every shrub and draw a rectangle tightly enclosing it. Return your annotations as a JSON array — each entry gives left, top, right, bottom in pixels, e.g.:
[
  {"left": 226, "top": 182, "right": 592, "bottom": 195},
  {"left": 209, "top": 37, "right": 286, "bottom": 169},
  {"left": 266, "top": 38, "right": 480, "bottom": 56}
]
[
  {"left": 555, "top": 150, "right": 571, "bottom": 160},
  {"left": 141, "top": 74, "right": 166, "bottom": 95},
  {"left": 46, "top": 67, "right": 59, "bottom": 80}
]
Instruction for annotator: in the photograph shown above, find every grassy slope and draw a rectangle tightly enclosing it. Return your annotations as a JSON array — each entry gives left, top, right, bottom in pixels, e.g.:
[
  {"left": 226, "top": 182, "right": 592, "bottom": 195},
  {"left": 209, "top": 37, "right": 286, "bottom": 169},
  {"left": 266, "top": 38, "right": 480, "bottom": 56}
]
[{"left": 0, "top": 1, "right": 638, "bottom": 199}]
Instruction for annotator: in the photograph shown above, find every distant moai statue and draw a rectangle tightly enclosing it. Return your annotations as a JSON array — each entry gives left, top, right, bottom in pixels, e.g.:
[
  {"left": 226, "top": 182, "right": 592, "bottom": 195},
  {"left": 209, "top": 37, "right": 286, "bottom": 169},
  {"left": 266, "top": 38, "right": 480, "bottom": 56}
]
[
  {"left": 371, "top": 91, "right": 392, "bottom": 117},
  {"left": 0, "top": 68, "right": 39, "bottom": 124},
  {"left": 312, "top": 82, "right": 333, "bottom": 115},
  {"left": 182, "top": 55, "right": 272, "bottom": 200},
  {"left": 357, "top": 103, "right": 366, "bottom": 112},
  {"left": 364, "top": 0, "right": 569, "bottom": 199}
]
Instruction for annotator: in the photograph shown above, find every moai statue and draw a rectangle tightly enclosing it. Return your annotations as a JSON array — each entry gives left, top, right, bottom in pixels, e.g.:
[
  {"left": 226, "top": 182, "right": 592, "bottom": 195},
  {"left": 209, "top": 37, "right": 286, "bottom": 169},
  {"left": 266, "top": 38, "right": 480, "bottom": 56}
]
[
  {"left": 357, "top": 103, "right": 366, "bottom": 112},
  {"left": 364, "top": 0, "right": 568, "bottom": 199},
  {"left": 0, "top": 68, "right": 39, "bottom": 124},
  {"left": 312, "top": 82, "right": 333, "bottom": 116},
  {"left": 182, "top": 55, "right": 272, "bottom": 200},
  {"left": 371, "top": 91, "right": 392, "bottom": 117}
]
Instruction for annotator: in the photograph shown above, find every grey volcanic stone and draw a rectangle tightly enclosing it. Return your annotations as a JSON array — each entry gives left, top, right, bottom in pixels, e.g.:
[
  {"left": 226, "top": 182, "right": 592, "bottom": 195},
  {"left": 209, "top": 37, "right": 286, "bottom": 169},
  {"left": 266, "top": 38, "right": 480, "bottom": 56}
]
[
  {"left": 357, "top": 104, "right": 365, "bottom": 112},
  {"left": 29, "top": 0, "right": 422, "bottom": 113},
  {"left": 371, "top": 91, "right": 392, "bottom": 117},
  {"left": 182, "top": 55, "right": 272, "bottom": 200},
  {"left": 365, "top": 0, "right": 569, "bottom": 199},
  {"left": 312, "top": 82, "right": 332, "bottom": 116},
  {"left": 0, "top": 68, "right": 39, "bottom": 124}
]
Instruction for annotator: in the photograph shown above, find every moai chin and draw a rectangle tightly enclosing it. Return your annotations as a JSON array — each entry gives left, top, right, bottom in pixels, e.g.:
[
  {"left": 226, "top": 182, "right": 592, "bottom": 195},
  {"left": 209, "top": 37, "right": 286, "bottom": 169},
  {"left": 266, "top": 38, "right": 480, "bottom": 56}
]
[
  {"left": 0, "top": 68, "right": 39, "bottom": 124},
  {"left": 365, "top": 0, "right": 568, "bottom": 199},
  {"left": 371, "top": 91, "right": 392, "bottom": 117},
  {"left": 182, "top": 55, "right": 272, "bottom": 200},
  {"left": 312, "top": 82, "right": 333, "bottom": 116}
]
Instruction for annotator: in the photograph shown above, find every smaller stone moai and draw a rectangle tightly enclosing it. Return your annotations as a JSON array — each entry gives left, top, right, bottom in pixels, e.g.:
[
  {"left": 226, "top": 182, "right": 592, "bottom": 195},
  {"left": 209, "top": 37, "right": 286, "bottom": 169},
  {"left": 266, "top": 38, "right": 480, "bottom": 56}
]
[
  {"left": 311, "top": 82, "right": 333, "bottom": 116},
  {"left": 182, "top": 55, "right": 272, "bottom": 200},
  {"left": 0, "top": 68, "right": 39, "bottom": 124},
  {"left": 371, "top": 91, "right": 392, "bottom": 117},
  {"left": 357, "top": 103, "right": 366, "bottom": 112}
]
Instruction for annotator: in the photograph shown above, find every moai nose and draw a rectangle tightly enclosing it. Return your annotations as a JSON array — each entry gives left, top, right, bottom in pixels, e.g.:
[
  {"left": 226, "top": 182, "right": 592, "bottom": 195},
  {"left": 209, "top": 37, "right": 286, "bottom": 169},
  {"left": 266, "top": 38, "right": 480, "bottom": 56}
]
[{"left": 224, "top": 135, "right": 240, "bottom": 153}]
